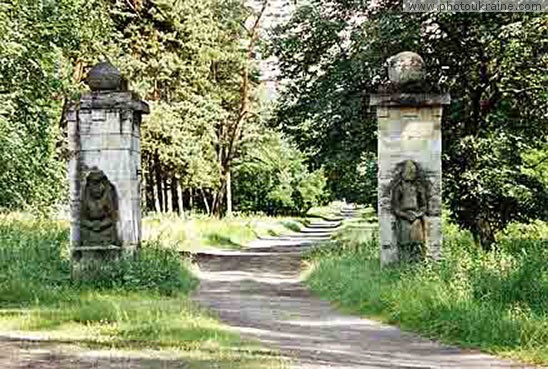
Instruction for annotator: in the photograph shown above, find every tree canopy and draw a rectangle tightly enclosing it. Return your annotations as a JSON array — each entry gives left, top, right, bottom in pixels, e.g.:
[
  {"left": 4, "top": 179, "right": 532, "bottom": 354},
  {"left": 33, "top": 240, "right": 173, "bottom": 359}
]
[
  {"left": 270, "top": 0, "right": 547, "bottom": 244},
  {"left": 0, "top": 0, "right": 329, "bottom": 216}
]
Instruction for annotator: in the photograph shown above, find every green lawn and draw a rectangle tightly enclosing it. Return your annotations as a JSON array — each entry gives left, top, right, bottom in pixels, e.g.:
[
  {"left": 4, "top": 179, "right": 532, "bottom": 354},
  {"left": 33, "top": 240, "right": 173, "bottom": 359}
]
[
  {"left": 305, "top": 211, "right": 548, "bottom": 365},
  {"left": 0, "top": 213, "right": 287, "bottom": 368}
]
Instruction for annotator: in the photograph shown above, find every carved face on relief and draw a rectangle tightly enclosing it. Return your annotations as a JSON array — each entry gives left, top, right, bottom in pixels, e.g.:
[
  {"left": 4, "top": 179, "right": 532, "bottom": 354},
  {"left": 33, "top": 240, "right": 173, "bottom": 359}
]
[
  {"left": 86, "top": 170, "right": 108, "bottom": 199},
  {"left": 403, "top": 160, "right": 417, "bottom": 181}
]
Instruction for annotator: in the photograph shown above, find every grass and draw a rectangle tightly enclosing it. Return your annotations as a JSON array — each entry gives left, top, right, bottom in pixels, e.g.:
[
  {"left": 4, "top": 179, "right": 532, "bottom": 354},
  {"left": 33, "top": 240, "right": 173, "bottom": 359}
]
[
  {"left": 307, "top": 201, "right": 348, "bottom": 220},
  {"left": 0, "top": 213, "right": 287, "bottom": 368},
  {"left": 142, "top": 213, "right": 307, "bottom": 251},
  {"left": 305, "top": 211, "right": 548, "bottom": 365}
]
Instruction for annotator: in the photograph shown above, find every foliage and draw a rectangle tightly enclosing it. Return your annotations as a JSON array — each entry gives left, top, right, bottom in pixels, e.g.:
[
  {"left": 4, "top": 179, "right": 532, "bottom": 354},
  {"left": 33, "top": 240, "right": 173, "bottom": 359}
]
[
  {"left": 438, "top": 15, "right": 548, "bottom": 247},
  {"left": 306, "top": 220, "right": 548, "bottom": 364},
  {"left": 498, "top": 219, "right": 548, "bottom": 242},
  {"left": 0, "top": 0, "right": 300, "bottom": 217},
  {"left": 141, "top": 100, "right": 220, "bottom": 191},
  {"left": 270, "top": 2, "right": 548, "bottom": 244},
  {"left": 233, "top": 132, "right": 328, "bottom": 215},
  {"left": 106, "top": 0, "right": 251, "bottom": 214},
  {"left": 0, "top": 0, "right": 111, "bottom": 210},
  {"left": 522, "top": 144, "right": 548, "bottom": 188}
]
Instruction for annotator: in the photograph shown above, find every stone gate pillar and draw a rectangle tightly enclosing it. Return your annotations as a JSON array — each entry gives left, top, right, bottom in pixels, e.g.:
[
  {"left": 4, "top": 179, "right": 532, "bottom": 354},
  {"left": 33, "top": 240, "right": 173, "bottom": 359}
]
[
  {"left": 67, "top": 62, "right": 149, "bottom": 264},
  {"left": 370, "top": 52, "right": 450, "bottom": 265}
]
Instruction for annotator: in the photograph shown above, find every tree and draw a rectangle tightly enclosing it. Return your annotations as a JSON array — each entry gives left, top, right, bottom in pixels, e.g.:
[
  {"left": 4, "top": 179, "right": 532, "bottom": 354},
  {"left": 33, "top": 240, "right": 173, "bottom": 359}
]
[
  {"left": 270, "top": 0, "right": 547, "bottom": 246},
  {"left": 210, "top": 0, "right": 269, "bottom": 217},
  {"left": 233, "top": 132, "right": 328, "bottom": 215},
  {"left": 0, "top": 0, "right": 111, "bottom": 210},
  {"left": 107, "top": 0, "right": 251, "bottom": 215}
]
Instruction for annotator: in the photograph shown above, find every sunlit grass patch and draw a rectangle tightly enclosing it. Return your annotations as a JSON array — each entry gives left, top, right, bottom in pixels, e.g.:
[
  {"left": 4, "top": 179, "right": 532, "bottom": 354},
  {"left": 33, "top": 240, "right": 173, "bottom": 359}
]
[
  {"left": 0, "top": 293, "right": 239, "bottom": 347},
  {"left": 0, "top": 293, "right": 288, "bottom": 367},
  {"left": 142, "top": 213, "right": 306, "bottom": 251}
]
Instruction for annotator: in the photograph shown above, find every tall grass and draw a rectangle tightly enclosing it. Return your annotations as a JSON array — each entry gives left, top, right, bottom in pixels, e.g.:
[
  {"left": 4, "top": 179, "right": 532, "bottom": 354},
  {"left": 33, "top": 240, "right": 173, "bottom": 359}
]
[
  {"left": 306, "top": 219, "right": 548, "bottom": 364},
  {"left": 0, "top": 215, "right": 197, "bottom": 305},
  {"left": 0, "top": 214, "right": 287, "bottom": 367}
]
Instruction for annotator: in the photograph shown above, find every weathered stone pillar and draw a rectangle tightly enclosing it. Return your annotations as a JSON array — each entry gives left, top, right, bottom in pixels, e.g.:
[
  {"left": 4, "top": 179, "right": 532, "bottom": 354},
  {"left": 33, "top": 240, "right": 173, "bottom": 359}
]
[
  {"left": 370, "top": 52, "right": 450, "bottom": 265},
  {"left": 67, "top": 62, "right": 149, "bottom": 267}
]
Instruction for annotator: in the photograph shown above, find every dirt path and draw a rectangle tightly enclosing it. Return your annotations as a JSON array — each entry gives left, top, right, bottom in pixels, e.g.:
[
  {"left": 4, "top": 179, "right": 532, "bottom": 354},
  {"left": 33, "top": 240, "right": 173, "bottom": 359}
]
[{"left": 192, "top": 209, "right": 534, "bottom": 369}]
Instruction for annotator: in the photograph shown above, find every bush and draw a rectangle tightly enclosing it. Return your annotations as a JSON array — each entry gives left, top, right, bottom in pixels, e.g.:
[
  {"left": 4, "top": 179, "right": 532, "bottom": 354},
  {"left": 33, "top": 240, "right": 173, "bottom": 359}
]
[
  {"left": 499, "top": 219, "right": 548, "bottom": 241},
  {"left": 306, "top": 221, "right": 548, "bottom": 364}
]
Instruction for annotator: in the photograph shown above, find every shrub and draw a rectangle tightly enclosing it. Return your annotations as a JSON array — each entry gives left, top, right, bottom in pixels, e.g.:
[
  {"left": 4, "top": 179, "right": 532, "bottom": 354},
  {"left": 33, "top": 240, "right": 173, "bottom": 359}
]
[{"left": 234, "top": 132, "right": 329, "bottom": 215}]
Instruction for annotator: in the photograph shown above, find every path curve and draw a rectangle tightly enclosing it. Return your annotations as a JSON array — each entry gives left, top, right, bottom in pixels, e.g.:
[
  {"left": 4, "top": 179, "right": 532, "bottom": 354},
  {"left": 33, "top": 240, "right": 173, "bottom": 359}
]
[{"left": 192, "top": 208, "right": 535, "bottom": 369}]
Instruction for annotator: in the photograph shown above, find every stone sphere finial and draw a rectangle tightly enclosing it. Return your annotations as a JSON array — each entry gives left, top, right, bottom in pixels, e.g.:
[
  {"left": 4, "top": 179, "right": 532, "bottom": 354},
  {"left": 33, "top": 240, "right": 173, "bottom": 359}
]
[
  {"left": 387, "top": 52, "right": 425, "bottom": 85},
  {"left": 86, "top": 62, "right": 122, "bottom": 91}
]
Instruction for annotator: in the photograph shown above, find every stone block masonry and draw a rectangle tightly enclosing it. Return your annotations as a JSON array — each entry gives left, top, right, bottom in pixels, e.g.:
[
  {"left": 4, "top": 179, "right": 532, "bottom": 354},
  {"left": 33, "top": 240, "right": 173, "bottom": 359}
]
[
  {"left": 370, "top": 53, "right": 449, "bottom": 265},
  {"left": 67, "top": 63, "right": 149, "bottom": 265}
]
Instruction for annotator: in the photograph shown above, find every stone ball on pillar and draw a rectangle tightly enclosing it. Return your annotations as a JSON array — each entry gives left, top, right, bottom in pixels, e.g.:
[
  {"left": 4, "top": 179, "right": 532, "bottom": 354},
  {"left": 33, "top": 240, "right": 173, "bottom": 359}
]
[
  {"left": 86, "top": 62, "right": 122, "bottom": 91},
  {"left": 387, "top": 52, "right": 425, "bottom": 85}
]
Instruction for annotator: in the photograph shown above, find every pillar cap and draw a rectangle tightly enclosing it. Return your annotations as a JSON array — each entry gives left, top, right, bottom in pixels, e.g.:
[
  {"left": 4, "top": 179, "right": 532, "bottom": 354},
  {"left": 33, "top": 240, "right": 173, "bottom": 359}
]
[
  {"left": 387, "top": 52, "right": 425, "bottom": 85},
  {"left": 79, "top": 91, "right": 150, "bottom": 114},
  {"left": 86, "top": 62, "right": 122, "bottom": 91},
  {"left": 369, "top": 93, "right": 450, "bottom": 107}
]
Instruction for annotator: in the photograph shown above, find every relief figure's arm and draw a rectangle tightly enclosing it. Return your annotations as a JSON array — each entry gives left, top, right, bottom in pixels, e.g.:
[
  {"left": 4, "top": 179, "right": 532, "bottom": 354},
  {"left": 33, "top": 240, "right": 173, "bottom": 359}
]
[
  {"left": 81, "top": 218, "right": 95, "bottom": 229},
  {"left": 97, "top": 217, "right": 113, "bottom": 231},
  {"left": 80, "top": 208, "right": 96, "bottom": 229},
  {"left": 392, "top": 186, "right": 414, "bottom": 222},
  {"left": 416, "top": 184, "right": 428, "bottom": 217}
]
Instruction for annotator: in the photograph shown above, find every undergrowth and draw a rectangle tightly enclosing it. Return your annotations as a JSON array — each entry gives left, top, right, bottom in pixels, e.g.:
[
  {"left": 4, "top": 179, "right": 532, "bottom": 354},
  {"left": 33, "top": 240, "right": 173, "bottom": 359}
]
[
  {"left": 0, "top": 214, "right": 287, "bottom": 367},
  {"left": 306, "top": 218, "right": 548, "bottom": 364},
  {"left": 142, "top": 213, "right": 307, "bottom": 251},
  {"left": 0, "top": 215, "right": 197, "bottom": 305}
]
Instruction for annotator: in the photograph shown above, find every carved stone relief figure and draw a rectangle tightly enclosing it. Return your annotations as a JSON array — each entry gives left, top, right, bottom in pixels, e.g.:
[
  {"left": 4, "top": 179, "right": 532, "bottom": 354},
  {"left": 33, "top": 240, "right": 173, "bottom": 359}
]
[
  {"left": 390, "top": 160, "right": 429, "bottom": 261},
  {"left": 79, "top": 169, "right": 120, "bottom": 247}
]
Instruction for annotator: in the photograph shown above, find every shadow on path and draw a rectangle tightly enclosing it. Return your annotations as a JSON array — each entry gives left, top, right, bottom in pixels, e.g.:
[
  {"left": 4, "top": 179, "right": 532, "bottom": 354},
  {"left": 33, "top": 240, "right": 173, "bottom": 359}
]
[
  {"left": 0, "top": 340, "right": 191, "bottom": 369},
  {"left": 192, "top": 207, "right": 535, "bottom": 369}
]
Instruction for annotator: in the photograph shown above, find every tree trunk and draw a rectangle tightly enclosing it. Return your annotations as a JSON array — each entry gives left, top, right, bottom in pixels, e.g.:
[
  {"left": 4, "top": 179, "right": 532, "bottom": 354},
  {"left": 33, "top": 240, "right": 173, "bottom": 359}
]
[
  {"left": 200, "top": 188, "right": 211, "bottom": 215},
  {"left": 145, "top": 156, "right": 155, "bottom": 212},
  {"left": 177, "top": 180, "right": 184, "bottom": 218},
  {"left": 189, "top": 188, "right": 193, "bottom": 211},
  {"left": 226, "top": 169, "right": 233, "bottom": 217},
  {"left": 474, "top": 217, "right": 496, "bottom": 251},
  {"left": 210, "top": 2, "right": 267, "bottom": 218},
  {"left": 153, "top": 182, "right": 161, "bottom": 213},
  {"left": 171, "top": 175, "right": 179, "bottom": 214},
  {"left": 212, "top": 182, "right": 226, "bottom": 218},
  {"left": 163, "top": 175, "right": 169, "bottom": 213},
  {"left": 154, "top": 153, "right": 163, "bottom": 212}
]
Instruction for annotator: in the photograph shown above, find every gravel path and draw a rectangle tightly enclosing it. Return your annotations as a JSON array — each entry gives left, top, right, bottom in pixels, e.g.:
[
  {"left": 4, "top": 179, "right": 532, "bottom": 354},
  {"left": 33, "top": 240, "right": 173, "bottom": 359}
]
[{"left": 192, "top": 209, "right": 535, "bottom": 369}]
